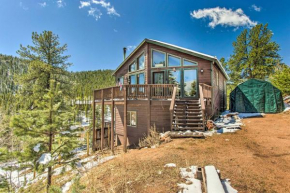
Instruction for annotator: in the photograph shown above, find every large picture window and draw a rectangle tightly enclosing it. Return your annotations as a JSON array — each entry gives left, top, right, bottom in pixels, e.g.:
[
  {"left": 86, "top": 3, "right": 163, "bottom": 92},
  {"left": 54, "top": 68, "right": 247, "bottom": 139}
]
[
  {"left": 129, "top": 75, "right": 136, "bottom": 84},
  {"left": 138, "top": 54, "right": 145, "bottom": 70},
  {"left": 129, "top": 62, "right": 136, "bottom": 72},
  {"left": 152, "top": 50, "right": 165, "bottom": 67},
  {"left": 183, "top": 59, "right": 198, "bottom": 66},
  {"left": 168, "top": 55, "right": 181, "bottom": 67},
  {"left": 127, "top": 111, "right": 137, "bottom": 126}
]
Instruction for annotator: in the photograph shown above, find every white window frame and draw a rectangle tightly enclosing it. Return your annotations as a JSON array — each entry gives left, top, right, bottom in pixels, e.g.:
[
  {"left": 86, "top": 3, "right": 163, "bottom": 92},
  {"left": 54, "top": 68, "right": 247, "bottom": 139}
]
[{"left": 127, "top": 111, "right": 137, "bottom": 127}]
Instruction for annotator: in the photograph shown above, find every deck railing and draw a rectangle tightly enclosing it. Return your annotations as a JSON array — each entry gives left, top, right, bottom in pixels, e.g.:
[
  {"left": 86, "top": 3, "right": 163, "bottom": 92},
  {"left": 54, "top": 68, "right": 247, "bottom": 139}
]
[
  {"left": 199, "top": 83, "right": 212, "bottom": 99},
  {"left": 94, "top": 84, "right": 175, "bottom": 101}
]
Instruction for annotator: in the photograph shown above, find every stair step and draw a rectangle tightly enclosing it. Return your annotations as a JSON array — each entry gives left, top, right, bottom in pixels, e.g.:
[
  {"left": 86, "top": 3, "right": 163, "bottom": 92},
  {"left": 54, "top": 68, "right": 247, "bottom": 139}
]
[
  {"left": 174, "top": 111, "right": 202, "bottom": 115},
  {"left": 172, "top": 127, "right": 204, "bottom": 131},
  {"left": 173, "top": 119, "right": 202, "bottom": 121},
  {"left": 174, "top": 109, "right": 201, "bottom": 111},
  {"left": 173, "top": 123, "right": 203, "bottom": 126},
  {"left": 174, "top": 115, "right": 202, "bottom": 118}
]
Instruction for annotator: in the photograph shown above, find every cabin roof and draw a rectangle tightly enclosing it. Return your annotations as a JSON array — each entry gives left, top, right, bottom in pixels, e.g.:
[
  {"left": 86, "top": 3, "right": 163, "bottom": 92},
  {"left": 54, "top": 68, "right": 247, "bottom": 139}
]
[{"left": 113, "top": 39, "right": 230, "bottom": 80}]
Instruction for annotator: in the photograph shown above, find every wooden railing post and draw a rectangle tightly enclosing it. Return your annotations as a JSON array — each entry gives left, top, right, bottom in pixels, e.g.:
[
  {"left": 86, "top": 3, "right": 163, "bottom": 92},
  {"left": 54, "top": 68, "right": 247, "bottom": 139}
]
[
  {"left": 146, "top": 85, "right": 151, "bottom": 134},
  {"left": 169, "top": 86, "right": 177, "bottom": 131},
  {"left": 92, "top": 91, "right": 96, "bottom": 152},
  {"left": 101, "top": 89, "right": 104, "bottom": 151},
  {"left": 111, "top": 87, "right": 114, "bottom": 154},
  {"left": 199, "top": 85, "right": 206, "bottom": 131},
  {"left": 123, "top": 86, "right": 127, "bottom": 153}
]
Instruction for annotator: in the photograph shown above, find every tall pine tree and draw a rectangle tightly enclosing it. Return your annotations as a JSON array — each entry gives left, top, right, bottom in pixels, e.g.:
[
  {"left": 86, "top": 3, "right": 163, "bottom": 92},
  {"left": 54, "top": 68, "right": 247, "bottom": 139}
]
[
  {"left": 227, "top": 24, "right": 281, "bottom": 83},
  {"left": 12, "top": 31, "right": 79, "bottom": 192}
]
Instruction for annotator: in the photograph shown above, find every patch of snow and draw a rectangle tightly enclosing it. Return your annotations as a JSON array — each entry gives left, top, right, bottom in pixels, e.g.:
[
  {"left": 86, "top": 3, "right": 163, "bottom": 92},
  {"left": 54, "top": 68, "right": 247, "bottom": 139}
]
[
  {"left": 217, "top": 128, "right": 240, "bottom": 134},
  {"left": 284, "top": 107, "right": 290, "bottom": 112},
  {"left": 38, "top": 153, "right": 51, "bottom": 165},
  {"left": 70, "top": 125, "right": 79, "bottom": 130},
  {"left": 33, "top": 143, "right": 41, "bottom": 152},
  {"left": 62, "top": 180, "right": 73, "bottom": 193},
  {"left": 61, "top": 131, "right": 71, "bottom": 134},
  {"left": 178, "top": 166, "right": 202, "bottom": 193},
  {"left": 164, "top": 163, "right": 176, "bottom": 168},
  {"left": 222, "top": 179, "right": 238, "bottom": 193}
]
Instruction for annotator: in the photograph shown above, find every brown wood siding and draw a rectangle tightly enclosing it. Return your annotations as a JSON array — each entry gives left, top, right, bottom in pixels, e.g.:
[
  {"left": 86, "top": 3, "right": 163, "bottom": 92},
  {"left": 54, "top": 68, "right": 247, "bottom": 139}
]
[
  {"left": 115, "top": 100, "right": 171, "bottom": 146},
  {"left": 212, "top": 62, "right": 227, "bottom": 117},
  {"left": 150, "top": 101, "right": 171, "bottom": 133}
]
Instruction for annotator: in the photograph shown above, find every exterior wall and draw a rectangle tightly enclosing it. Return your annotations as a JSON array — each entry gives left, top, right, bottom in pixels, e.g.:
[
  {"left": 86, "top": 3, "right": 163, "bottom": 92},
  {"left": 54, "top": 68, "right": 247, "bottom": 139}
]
[
  {"left": 115, "top": 100, "right": 171, "bottom": 146},
  {"left": 212, "top": 62, "right": 227, "bottom": 117}
]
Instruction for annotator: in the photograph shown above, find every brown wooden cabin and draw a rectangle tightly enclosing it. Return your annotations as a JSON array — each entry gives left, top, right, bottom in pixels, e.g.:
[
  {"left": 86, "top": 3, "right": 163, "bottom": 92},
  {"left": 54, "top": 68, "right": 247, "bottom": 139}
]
[{"left": 92, "top": 39, "right": 229, "bottom": 152}]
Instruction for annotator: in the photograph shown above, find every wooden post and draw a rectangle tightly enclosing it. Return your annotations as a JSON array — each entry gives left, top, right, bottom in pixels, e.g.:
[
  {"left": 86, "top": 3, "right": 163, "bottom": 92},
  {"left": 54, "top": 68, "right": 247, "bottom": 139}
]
[
  {"left": 86, "top": 130, "right": 90, "bottom": 156},
  {"left": 101, "top": 90, "right": 105, "bottom": 151},
  {"left": 92, "top": 91, "right": 96, "bottom": 152},
  {"left": 146, "top": 86, "right": 151, "bottom": 134},
  {"left": 111, "top": 87, "right": 115, "bottom": 154},
  {"left": 123, "top": 86, "right": 127, "bottom": 152}
]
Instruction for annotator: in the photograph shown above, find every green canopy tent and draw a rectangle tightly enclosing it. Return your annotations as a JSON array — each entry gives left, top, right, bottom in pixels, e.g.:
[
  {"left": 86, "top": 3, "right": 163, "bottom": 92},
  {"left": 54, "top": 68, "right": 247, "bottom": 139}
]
[{"left": 230, "top": 79, "right": 284, "bottom": 113}]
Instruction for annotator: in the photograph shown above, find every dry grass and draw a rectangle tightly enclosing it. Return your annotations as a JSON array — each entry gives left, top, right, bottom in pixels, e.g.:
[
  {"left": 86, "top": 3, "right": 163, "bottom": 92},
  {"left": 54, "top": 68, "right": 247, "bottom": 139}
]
[
  {"left": 138, "top": 125, "right": 161, "bottom": 148},
  {"left": 80, "top": 113, "right": 290, "bottom": 193}
]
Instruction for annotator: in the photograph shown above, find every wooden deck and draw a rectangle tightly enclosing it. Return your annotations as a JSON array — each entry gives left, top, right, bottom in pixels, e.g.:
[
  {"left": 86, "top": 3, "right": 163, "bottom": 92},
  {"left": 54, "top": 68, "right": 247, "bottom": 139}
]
[{"left": 92, "top": 84, "right": 212, "bottom": 152}]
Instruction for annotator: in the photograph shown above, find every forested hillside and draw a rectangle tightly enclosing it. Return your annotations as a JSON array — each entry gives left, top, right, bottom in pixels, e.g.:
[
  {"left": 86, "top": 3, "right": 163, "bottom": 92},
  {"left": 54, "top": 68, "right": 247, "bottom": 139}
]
[
  {"left": 71, "top": 70, "right": 115, "bottom": 102},
  {"left": 0, "top": 54, "right": 27, "bottom": 113}
]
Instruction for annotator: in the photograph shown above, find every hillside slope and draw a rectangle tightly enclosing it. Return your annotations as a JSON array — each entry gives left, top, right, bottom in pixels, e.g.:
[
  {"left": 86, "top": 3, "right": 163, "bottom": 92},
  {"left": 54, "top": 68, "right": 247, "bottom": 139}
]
[{"left": 80, "top": 113, "right": 290, "bottom": 193}]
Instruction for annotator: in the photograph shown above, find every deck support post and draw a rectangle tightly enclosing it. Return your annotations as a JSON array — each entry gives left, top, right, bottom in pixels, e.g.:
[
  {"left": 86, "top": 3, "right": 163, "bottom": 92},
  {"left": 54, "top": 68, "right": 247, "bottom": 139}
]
[
  {"left": 111, "top": 88, "right": 115, "bottom": 154},
  {"left": 101, "top": 89, "right": 105, "bottom": 151},
  {"left": 92, "top": 91, "right": 96, "bottom": 152},
  {"left": 123, "top": 86, "right": 127, "bottom": 153},
  {"left": 147, "top": 86, "right": 151, "bottom": 134}
]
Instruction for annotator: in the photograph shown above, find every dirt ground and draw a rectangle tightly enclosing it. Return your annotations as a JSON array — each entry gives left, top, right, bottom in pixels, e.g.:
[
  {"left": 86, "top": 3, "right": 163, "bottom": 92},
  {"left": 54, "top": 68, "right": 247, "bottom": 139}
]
[{"left": 81, "top": 113, "right": 290, "bottom": 193}]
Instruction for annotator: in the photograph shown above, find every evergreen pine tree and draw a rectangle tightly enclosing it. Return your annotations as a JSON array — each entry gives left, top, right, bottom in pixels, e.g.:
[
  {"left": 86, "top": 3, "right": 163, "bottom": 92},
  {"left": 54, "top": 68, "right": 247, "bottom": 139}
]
[{"left": 227, "top": 24, "right": 281, "bottom": 83}]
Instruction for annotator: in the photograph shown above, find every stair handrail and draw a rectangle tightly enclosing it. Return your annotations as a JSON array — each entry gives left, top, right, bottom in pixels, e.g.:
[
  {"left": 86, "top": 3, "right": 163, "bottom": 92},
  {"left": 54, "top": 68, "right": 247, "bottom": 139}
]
[
  {"left": 199, "top": 85, "right": 205, "bottom": 111},
  {"left": 199, "top": 84, "right": 206, "bottom": 129},
  {"left": 169, "top": 86, "right": 177, "bottom": 131}
]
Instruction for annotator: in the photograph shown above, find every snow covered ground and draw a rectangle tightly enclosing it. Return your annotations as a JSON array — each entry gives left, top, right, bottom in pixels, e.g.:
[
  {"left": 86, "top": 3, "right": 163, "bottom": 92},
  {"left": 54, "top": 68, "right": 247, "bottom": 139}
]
[{"left": 0, "top": 148, "right": 115, "bottom": 192}]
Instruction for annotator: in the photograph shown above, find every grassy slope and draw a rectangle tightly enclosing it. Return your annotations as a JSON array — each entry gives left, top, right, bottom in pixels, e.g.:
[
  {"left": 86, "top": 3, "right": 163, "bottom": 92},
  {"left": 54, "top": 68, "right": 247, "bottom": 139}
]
[{"left": 80, "top": 113, "right": 290, "bottom": 193}]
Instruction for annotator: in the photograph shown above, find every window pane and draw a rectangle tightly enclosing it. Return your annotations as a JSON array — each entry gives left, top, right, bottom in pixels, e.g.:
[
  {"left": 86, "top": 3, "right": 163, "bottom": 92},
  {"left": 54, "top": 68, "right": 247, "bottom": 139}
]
[
  {"left": 127, "top": 112, "right": 130, "bottom": 126},
  {"left": 168, "top": 70, "right": 181, "bottom": 96},
  {"left": 183, "top": 69, "right": 197, "bottom": 97},
  {"left": 184, "top": 59, "right": 197, "bottom": 66},
  {"left": 153, "top": 72, "right": 164, "bottom": 84},
  {"left": 138, "top": 73, "right": 145, "bottom": 84},
  {"left": 168, "top": 55, "right": 181, "bottom": 67},
  {"left": 119, "top": 77, "right": 124, "bottom": 84},
  {"left": 129, "top": 62, "right": 136, "bottom": 72},
  {"left": 152, "top": 50, "right": 165, "bottom": 67},
  {"left": 131, "top": 112, "right": 137, "bottom": 126},
  {"left": 130, "top": 75, "right": 136, "bottom": 84},
  {"left": 138, "top": 54, "right": 145, "bottom": 70}
]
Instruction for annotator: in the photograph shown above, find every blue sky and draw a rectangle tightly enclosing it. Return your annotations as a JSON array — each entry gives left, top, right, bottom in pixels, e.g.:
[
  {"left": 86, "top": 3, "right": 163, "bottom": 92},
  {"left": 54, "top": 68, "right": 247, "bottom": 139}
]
[{"left": 0, "top": 0, "right": 289, "bottom": 72}]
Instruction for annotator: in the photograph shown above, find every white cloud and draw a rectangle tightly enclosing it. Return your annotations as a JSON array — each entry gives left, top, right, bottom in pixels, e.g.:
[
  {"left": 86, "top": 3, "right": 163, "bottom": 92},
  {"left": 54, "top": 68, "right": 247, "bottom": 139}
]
[
  {"left": 251, "top": 4, "right": 261, "bottom": 12},
  {"left": 88, "top": 7, "right": 102, "bottom": 21},
  {"left": 57, "top": 0, "right": 65, "bottom": 8},
  {"left": 127, "top": 45, "right": 136, "bottom": 52},
  {"left": 190, "top": 7, "right": 257, "bottom": 29},
  {"left": 107, "top": 6, "right": 120, "bottom": 17},
  {"left": 39, "top": 2, "right": 47, "bottom": 7},
  {"left": 79, "top": 1, "right": 90, "bottom": 9},
  {"left": 79, "top": 0, "right": 120, "bottom": 21},
  {"left": 19, "top": 1, "right": 29, "bottom": 10}
]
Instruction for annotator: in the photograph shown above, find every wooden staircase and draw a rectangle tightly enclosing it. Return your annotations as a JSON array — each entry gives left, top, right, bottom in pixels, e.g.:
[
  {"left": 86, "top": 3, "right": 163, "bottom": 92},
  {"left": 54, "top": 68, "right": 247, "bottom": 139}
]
[{"left": 171, "top": 99, "right": 205, "bottom": 131}]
